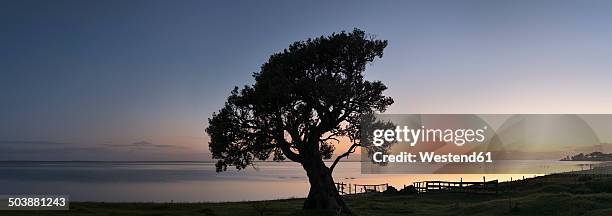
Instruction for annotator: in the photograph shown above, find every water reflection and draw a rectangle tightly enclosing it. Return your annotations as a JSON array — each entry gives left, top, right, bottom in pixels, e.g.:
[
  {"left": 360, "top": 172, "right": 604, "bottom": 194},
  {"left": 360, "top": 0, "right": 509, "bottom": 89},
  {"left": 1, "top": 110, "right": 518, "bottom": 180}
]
[{"left": 0, "top": 161, "right": 599, "bottom": 202}]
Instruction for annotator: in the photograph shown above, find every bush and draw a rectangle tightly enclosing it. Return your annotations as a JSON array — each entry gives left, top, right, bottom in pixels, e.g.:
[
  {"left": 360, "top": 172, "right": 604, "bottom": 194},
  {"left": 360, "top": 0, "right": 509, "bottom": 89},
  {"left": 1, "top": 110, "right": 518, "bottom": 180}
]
[
  {"left": 384, "top": 186, "right": 398, "bottom": 194},
  {"left": 398, "top": 185, "right": 418, "bottom": 194}
]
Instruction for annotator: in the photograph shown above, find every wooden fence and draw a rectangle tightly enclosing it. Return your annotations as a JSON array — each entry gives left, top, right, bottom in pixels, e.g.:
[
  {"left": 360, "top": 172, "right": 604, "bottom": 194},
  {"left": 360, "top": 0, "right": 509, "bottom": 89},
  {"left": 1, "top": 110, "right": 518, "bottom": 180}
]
[
  {"left": 412, "top": 178, "right": 498, "bottom": 194},
  {"left": 335, "top": 182, "right": 389, "bottom": 194},
  {"left": 335, "top": 171, "right": 611, "bottom": 196},
  {"left": 336, "top": 176, "right": 501, "bottom": 195}
]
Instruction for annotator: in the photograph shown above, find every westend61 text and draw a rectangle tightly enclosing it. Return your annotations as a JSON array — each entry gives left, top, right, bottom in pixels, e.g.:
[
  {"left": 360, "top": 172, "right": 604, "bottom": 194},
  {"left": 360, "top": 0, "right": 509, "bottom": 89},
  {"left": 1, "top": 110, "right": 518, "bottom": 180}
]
[{"left": 372, "top": 151, "right": 493, "bottom": 163}]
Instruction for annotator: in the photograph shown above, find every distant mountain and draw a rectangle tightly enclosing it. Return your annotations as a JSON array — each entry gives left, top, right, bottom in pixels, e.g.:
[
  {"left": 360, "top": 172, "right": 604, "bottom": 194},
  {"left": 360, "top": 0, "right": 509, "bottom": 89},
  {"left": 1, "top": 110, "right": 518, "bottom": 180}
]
[{"left": 561, "top": 151, "right": 612, "bottom": 161}]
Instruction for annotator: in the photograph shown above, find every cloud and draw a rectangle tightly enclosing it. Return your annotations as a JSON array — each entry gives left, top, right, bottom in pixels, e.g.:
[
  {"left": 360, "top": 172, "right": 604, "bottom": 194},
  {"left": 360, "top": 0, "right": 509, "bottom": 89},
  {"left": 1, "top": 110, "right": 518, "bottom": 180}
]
[
  {"left": 132, "top": 141, "right": 153, "bottom": 146},
  {"left": 103, "top": 141, "right": 179, "bottom": 148},
  {"left": 0, "top": 140, "right": 70, "bottom": 145}
]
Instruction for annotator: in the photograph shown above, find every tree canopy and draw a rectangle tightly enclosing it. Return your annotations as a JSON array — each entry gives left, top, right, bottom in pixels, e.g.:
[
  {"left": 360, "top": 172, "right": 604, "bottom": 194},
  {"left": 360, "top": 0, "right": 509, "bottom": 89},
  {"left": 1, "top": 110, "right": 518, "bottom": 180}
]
[{"left": 206, "top": 29, "right": 393, "bottom": 172}]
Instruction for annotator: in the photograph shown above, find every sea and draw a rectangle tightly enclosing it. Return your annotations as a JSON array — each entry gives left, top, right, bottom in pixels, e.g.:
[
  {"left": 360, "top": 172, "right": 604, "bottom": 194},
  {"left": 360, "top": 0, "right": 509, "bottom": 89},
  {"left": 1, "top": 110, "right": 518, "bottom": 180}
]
[{"left": 0, "top": 160, "right": 602, "bottom": 202}]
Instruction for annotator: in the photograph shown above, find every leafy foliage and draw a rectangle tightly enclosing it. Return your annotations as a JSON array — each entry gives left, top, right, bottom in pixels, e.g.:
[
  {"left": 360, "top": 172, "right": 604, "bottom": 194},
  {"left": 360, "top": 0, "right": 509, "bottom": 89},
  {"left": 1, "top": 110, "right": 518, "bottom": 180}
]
[{"left": 206, "top": 29, "right": 393, "bottom": 172}]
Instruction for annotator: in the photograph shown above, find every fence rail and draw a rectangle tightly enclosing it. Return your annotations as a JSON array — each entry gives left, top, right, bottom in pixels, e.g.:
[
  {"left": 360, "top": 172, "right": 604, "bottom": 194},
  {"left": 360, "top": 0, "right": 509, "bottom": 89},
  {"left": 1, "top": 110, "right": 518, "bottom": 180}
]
[
  {"left": 412, "top": 179, "right": 498, "bottom": 194},
  {"left": 335, "top": 182, "right": 388, "bottom": 194},
  {"left": 336, "top": 170, "right": 611, "bottom": 196},
  {"left": 336, "top": 179, "right": 499, "bottom": 195}
]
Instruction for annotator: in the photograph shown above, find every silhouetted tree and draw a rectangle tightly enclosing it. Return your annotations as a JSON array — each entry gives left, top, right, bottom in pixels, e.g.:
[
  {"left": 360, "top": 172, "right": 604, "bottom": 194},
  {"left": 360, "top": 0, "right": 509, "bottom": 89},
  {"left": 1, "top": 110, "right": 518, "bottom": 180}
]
[{"left": 206, "top": 29, "right": 393, "bottom": 213}]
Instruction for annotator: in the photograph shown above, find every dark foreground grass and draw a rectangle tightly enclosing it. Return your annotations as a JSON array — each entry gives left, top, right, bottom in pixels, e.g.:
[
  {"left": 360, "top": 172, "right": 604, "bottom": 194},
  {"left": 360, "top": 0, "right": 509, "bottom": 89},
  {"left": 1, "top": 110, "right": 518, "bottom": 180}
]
[{"left": 5, "top": 174, "right": 612, "bottom": 216}]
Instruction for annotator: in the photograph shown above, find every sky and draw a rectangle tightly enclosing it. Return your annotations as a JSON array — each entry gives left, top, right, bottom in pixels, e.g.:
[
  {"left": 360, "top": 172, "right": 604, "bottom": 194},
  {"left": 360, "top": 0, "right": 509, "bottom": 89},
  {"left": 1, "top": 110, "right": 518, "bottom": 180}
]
[{"left": 2, "top": 0, "right": 612, "bottom": 161}]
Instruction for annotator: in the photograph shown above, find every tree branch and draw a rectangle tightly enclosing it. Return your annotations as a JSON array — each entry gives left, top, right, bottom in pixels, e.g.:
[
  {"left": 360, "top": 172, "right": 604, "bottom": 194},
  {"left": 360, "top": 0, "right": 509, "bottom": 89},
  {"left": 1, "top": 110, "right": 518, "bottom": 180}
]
[
  {"left": 329, "top": 143, "right": 361, "bottom": 173},
  {"left": 278, "top": 142, "right": 301, "bottom": 162},
  {"left": 320, "top": 131, "right": 341, "bottom": 143}
]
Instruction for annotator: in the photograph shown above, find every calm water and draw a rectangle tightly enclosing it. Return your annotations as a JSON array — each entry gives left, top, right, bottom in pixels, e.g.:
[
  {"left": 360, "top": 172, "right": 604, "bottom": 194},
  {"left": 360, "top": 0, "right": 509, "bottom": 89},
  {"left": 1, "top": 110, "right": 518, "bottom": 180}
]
[{"left": 0, "top": 161, "right": 601, "bottom": 202}]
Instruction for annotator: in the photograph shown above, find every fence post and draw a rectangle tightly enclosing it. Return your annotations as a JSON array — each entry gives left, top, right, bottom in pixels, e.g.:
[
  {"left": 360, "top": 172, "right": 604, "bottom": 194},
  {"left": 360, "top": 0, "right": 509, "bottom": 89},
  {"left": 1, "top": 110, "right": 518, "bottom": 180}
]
[
  {"left": 510, "top": 177, "right": 512, "bottom": 192},
  {"left": 483, "top": 176, "right": 486, "bottom": 191},
  {"left": 495, "top": 180, "right": 499, "bottom": 195}
]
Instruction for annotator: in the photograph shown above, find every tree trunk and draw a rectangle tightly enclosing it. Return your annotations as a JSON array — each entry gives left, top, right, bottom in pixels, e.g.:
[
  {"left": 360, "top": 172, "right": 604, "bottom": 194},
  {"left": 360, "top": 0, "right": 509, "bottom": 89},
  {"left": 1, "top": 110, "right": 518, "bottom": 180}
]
[{"left": 302, "top": 158, "right": 351, "bottom": 214}]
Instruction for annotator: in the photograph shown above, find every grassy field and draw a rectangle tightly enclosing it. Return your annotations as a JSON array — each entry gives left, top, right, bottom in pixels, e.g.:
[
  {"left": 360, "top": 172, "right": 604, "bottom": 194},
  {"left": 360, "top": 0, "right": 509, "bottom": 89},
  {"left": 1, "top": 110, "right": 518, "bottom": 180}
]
[{"left": 5, "top": 174, "right": 612, "bottom": 216}]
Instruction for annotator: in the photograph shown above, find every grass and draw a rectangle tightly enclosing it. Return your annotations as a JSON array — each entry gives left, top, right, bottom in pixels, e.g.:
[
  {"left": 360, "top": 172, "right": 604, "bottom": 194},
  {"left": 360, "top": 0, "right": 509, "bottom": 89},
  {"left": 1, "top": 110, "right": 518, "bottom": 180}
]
[{"left": 4, "top": 174, "right": 612, "bottom": 216}]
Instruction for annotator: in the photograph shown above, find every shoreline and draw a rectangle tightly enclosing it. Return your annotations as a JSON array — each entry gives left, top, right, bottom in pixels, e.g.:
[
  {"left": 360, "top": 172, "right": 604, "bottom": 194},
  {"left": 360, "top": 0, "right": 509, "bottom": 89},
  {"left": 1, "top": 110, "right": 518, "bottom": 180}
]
[{"left": 5, "top": 172, "right": 612, "bottom": 215}]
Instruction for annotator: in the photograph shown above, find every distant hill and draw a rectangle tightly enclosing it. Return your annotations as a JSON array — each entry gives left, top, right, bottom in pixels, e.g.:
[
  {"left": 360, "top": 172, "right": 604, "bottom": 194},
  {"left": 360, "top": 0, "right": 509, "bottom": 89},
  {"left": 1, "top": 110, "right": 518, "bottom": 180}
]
[{"left": 561, "top": 151, "right": 612, "bottom": 161}]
